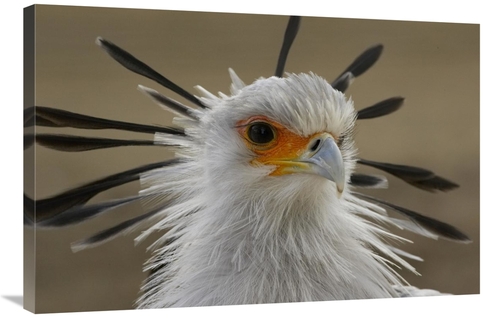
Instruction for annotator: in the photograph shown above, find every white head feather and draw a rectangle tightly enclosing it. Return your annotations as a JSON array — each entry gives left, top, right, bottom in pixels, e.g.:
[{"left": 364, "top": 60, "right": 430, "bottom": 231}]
[{"left": 137, "top": 71, "right": 419, "bottom": 308}]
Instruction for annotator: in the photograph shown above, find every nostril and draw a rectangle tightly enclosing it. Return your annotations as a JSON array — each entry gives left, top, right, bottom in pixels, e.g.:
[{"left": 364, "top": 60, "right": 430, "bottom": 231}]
[{"left": 310, "top": 139, "right": 321, "bottom": 152}]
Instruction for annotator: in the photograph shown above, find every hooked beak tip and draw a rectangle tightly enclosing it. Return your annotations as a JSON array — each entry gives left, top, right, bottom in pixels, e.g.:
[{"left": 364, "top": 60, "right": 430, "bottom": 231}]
[{"left": 336, "top": 183, "right": 344, "bottom": 194}]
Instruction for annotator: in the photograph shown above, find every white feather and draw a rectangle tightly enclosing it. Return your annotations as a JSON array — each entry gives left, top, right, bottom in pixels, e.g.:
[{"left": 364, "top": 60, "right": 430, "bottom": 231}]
[
  {"left": 228, "top": 68, "right": 246, "bottom": 94},
  {"left": 135, "top": 72, "right": 438, "bottom": 308}
]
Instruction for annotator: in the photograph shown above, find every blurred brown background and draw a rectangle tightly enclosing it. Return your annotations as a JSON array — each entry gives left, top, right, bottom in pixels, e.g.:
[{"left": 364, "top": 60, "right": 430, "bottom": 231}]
[{"left": 25, "top": 5, "right": 479, "bottom": 313}]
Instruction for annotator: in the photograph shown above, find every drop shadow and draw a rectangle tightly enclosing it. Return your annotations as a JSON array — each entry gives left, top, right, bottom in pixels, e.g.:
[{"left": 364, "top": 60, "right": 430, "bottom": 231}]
[{"left": 2, "top": 295, "right": 23, "bottom": 307}]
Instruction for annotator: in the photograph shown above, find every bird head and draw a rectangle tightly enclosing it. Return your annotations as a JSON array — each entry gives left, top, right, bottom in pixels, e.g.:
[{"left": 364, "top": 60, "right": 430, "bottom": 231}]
[{"left": 196, "top": 72, "right": 357, "bottom": 201}]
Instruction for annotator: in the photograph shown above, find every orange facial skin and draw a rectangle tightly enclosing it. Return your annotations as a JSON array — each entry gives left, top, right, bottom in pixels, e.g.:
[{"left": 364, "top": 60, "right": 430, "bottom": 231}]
[{"left": 236, "top": 116, "right": 325, "bottom": 176}]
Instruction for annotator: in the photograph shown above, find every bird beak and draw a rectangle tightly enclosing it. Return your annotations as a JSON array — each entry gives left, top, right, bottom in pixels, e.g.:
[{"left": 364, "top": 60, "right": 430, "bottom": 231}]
[
  {"left": 299, "top": 136, "right": 345, "bottom": 193},
  {"left": 267, "top": 134, "right": 345, "bottom": 194}
]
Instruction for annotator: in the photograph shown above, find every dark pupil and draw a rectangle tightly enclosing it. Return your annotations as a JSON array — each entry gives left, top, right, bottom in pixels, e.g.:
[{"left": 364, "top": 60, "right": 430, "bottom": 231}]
[{"left": 248, "top": 123, "right": 274, "bottom": 144}]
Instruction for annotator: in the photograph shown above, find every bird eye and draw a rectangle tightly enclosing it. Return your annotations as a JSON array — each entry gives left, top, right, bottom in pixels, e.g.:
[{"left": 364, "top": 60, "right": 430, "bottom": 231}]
[{"left": 247, "top": 122, "right": 275, "bottom": 144}]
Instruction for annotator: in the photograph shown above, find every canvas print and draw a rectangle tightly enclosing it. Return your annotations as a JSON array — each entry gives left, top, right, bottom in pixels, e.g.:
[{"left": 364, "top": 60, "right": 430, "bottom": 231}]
[{"left": 24, "top": 5, "right": 479, "bottom": 313}]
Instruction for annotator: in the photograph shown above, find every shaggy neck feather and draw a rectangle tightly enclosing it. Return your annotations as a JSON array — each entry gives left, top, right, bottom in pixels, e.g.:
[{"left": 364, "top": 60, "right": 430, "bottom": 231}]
[{"left": 140, "top": 174, "right": 399, "bottom": 307}]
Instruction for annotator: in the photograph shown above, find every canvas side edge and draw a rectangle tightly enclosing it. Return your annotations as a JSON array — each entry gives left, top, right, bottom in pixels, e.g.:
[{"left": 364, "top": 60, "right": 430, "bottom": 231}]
[{"left": 23, "top": 4, "right": 36, "bottom": 313}]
